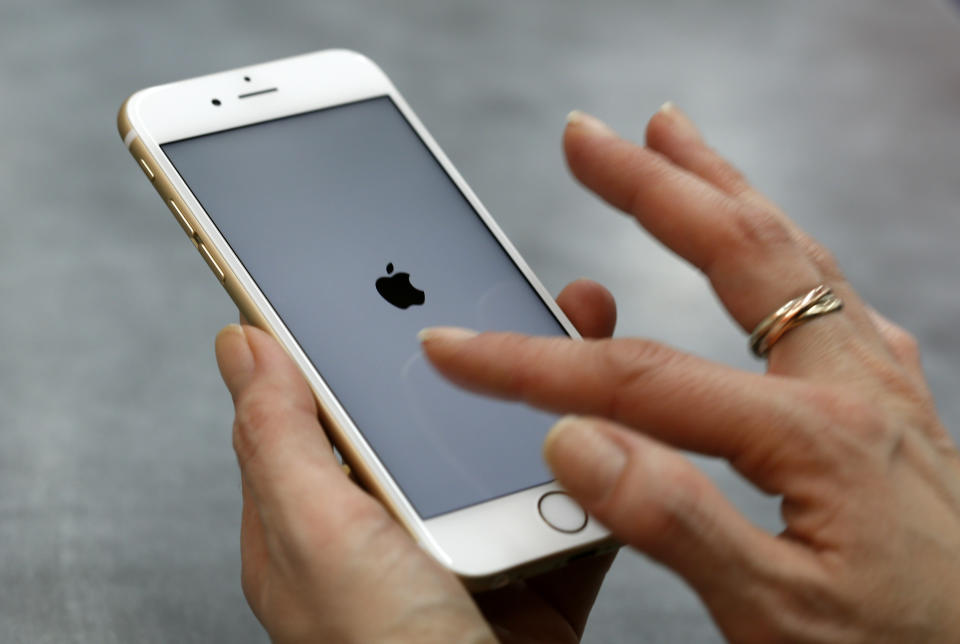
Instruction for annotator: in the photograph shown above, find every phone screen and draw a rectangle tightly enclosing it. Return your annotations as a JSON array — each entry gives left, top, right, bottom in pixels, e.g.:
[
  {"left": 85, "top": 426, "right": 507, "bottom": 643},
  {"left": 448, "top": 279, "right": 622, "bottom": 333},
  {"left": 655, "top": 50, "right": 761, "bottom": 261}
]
[{"left": 162, "top": 96, "right": 564, "bottom": 519}]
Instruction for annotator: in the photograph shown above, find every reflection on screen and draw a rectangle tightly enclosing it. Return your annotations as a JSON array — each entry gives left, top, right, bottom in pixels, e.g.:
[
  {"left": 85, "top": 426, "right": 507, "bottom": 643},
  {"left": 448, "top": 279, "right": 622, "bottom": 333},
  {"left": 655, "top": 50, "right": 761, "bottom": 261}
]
[{"left": 163, "top": 97, "right": 564, "bottom": 518}]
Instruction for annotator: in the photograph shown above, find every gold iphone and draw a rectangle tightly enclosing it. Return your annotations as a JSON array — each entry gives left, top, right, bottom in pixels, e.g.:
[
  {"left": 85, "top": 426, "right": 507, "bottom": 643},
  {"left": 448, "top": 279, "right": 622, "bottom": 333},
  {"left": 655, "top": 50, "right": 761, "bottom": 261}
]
[{"left": 118, "top": 49, "right": 613, "bottom": 589}]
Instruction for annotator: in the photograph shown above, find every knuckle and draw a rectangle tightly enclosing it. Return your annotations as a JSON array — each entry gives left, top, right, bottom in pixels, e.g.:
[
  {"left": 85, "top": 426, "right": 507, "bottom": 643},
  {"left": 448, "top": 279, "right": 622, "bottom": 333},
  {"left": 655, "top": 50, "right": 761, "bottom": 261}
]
[
  {"left": 726, "top": 202, "right": 795, "bottom": 254},
  {"left": 506, "top": 336, "right": 560, "bottom": 401},
  {"left": 887, "top": 326, "right": 921, "bottom": 362},
  {"left": 606, "top": 338, "right": 676, "bottom": 374},
  {"left": 708, "top": 153, "right": 749, "bottom": 189},
  {"left": 626, "top": 158, "right": 676, "bottom": 214},
  {"left": 232, "top": 389, "right": 285, "bottom": 467},
  {"left": 758, "top": 575, "right": 854, "bottom": 644},
  {"left": 853, "top": 343, "right": 932, "bottom": 408},
  {"left": 651, "top": 462, "right": 703, "bottom": 532},
  {"left": 602, "top": 339, "right": 679, "bottom": 422},
  {"left": 807, "top": 386, "right": 898, "bottom": 454},
  {"left": 340, "top": 494, "right": 393, "bottom": 532},
  {"left": 607, "top": 452, "right": 704, "bottom": 554},
  {"left": 799, "top": 237, "right": 843, "bottom": 278}
]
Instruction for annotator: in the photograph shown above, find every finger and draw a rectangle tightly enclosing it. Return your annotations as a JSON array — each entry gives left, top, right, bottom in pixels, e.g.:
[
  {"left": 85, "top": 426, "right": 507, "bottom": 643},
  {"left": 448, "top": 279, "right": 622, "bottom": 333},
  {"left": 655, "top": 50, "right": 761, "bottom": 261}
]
[
  {"left": 645, "top": 102, "right": 777, "bottom": 209},
  {"left": 644, "top": 103, "right": 853, "bottom": 286},
  {"left": 215, "top": 325, "right": 381, "bottom": 535},
  {"left": 544, "top": 415, "right": 812, "bottom": 625},
  {"left": 555, "top": 278, "right": 617, "bottom": 339},
  {"left": 643, "top": 104, "right": 826, "bottom": 281},
  {"left": 864, "top": 307, "right": 925, "bottom": 380},
  {"left": 420, "top": 330, "right": 827, "bottom": 491},
  {"left": 564, "top": 111, "right": 877, "bottom": 368},
  {"left": 642, "top": 106, "right": 898, "bottom": 377},
  {"left": 564, "top": 110, "right": 819, "bottom": 332}
]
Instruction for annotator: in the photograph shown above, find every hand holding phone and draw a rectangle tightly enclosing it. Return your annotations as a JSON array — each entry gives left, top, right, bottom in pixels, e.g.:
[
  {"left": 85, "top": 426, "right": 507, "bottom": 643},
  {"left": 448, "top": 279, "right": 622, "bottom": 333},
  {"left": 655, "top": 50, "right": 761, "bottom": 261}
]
[{"left": 215, "top": 279, "right": 617, "bottom": 643}]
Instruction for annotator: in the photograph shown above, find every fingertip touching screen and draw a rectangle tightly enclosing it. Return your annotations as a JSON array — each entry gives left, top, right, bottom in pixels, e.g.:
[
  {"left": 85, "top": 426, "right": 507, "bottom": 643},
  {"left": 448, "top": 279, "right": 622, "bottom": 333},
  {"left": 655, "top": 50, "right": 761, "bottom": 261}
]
[{"left": 162, "top": 96, "right": 564, "bottom": 519}]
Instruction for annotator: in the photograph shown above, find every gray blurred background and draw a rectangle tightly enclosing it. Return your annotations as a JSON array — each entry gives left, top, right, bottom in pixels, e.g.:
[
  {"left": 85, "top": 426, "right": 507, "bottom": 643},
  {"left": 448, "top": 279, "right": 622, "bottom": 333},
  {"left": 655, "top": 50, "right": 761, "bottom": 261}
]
[{"left": 1, "top": 0, "right": 958, "bottom": 642}]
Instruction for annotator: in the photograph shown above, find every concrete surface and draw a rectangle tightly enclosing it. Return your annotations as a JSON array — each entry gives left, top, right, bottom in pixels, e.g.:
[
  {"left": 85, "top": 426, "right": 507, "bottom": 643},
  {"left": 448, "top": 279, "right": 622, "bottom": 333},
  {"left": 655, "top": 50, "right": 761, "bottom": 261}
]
[{"left": 0, "top": 0, "right": 958, "bottom": 642}]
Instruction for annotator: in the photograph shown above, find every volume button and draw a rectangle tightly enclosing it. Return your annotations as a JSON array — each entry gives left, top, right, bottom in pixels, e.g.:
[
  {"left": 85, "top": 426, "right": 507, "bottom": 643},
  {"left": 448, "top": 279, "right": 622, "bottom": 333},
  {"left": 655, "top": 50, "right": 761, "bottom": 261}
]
[
  {"left": 167, "top": 200, "right": 195, "bottom": 237},
  {"left": 138, "top": 157, "right": 156, "bottom": 181},
  {"left": 198, "top": 243, "right": 225, "bottom": 282}
]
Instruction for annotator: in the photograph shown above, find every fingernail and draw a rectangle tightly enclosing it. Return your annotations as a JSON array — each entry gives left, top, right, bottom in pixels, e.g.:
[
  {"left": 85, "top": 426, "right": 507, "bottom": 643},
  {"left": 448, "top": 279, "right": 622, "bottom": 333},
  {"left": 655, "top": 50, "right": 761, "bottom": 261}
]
[
  {"left": 566, "top": 110, "right": 617, "bottom": 137},
  {"left": 657, "top": 101, "right": 701, "bottom": 140},
  {"left": 215, "top": 323, "right": 254, "bottom": 395},
  {"left": 224, "top": 322, "right": 245, "bottom": 338},
  {"left": 217, "top": 323, "right": 248, "bottom": 347},
  {"left": 418, "top": 326, "right": 479, "bottom": 344},
  {"left": 544, "top": 416, "right": 627, "bottom": 504}
]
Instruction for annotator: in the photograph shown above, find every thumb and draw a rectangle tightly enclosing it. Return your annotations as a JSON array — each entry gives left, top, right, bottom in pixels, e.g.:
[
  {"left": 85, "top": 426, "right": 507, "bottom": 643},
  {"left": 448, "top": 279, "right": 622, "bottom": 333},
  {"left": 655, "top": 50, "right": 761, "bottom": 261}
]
[
  {"left": 214, "top": 324, "right": 379, "bottom": 534},
  {"left": 544, "top": 416, "right": 805, "bottom": 623}
]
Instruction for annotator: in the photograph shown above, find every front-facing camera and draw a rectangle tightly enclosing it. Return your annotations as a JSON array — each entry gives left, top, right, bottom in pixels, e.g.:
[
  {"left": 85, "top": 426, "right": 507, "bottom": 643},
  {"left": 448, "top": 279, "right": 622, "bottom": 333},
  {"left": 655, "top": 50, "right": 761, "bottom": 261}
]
[{"left": 212, "top": 98, "right": 221, "bottom": 106}]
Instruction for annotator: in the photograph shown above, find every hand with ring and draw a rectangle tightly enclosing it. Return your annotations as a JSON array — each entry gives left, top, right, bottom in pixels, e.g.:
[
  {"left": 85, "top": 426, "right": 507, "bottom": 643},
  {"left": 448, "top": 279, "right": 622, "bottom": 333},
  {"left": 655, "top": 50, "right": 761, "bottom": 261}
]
[{"left": 420, "top": 105, "right": 960, "bottom": 642}]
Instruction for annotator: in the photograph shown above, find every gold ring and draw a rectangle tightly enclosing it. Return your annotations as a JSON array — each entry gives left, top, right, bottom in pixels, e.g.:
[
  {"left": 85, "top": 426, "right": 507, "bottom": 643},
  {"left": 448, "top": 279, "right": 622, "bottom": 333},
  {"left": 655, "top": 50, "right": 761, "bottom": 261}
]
[{"left": 749, "top": 285, "right": 844, "bottom": 358}]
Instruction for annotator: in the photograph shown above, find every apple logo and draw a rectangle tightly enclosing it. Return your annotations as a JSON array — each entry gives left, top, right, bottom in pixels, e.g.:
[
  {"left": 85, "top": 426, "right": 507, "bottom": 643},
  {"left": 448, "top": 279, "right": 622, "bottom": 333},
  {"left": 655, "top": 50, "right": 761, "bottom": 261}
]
[{"left": 376, "top": 263, "right": 425, "bottom": 309}]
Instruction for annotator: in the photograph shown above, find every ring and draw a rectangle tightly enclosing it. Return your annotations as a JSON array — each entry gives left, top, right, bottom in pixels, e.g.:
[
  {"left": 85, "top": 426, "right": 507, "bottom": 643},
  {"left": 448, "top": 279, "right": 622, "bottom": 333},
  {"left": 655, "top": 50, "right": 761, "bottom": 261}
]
[{"left": 749, "top": 285, "right": 844, "bottom": 358}]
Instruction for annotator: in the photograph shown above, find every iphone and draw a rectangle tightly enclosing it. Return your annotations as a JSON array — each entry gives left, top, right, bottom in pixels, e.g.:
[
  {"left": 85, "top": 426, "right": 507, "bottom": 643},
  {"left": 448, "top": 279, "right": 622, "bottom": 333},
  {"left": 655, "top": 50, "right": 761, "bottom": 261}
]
[{"left": 118, "top": 49, "right": 613, "bottom": 588}]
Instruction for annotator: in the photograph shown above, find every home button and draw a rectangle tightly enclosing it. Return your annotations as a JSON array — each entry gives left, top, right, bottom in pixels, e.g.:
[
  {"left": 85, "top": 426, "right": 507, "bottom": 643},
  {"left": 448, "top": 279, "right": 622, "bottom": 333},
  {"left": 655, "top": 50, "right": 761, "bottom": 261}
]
[{"left": 538, "top": 491, "right": 588, "bottom": 534}]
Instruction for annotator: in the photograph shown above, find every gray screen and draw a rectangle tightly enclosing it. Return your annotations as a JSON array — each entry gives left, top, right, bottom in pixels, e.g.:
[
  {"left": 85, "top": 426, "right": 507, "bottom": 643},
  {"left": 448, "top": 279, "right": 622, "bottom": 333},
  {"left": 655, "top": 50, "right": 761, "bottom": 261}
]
[{"left": 163, "top": 96, "right": 564, "bottom": 519}]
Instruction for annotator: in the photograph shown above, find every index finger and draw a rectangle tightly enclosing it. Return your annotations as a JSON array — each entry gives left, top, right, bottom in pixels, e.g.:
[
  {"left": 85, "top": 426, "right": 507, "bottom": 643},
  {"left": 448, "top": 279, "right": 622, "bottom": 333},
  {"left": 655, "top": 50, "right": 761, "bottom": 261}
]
[{"left": 419, "top": 329, "right": 829, "bottom": 491}]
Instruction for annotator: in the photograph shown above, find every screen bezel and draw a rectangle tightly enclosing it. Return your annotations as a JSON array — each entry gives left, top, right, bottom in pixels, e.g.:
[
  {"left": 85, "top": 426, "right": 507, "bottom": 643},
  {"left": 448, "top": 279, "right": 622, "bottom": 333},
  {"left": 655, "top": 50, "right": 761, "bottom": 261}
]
[{"left": 122, "top": 50, "right": 608, "bottom": 579}]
